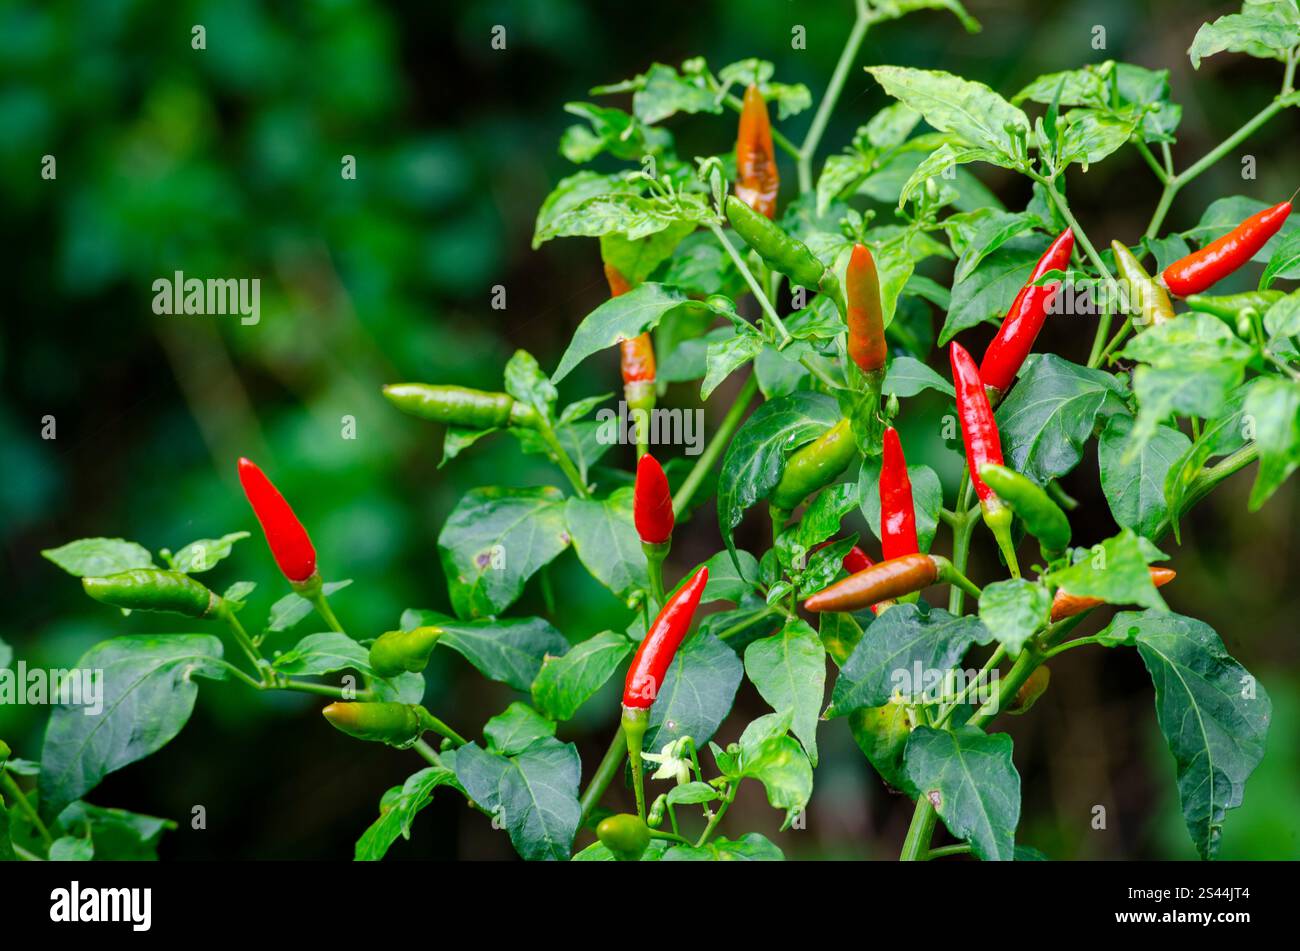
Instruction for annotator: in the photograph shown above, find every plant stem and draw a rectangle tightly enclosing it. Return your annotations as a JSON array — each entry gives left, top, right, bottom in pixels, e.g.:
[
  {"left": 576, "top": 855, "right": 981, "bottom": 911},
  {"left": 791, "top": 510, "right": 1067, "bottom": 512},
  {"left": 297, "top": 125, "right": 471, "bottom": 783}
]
[
  {"left": 539, "top": 424, "right": 591, "bottom": 498},
  {"left": 411, "top": 738, "right": 442, "bottom": 768},
  {"left": 1096, "top": 316, "right": 1134, "bottom": 366},
  {"left": 1041, "top": 634, "right": 1105, "bottom": 661},
  {"left": 797, "top": 3, "right": 873, "bottom": 193},
  {"left": 279, "top": 678, "right": 368, "bottom": 700},
  {"left": 1133, "top": 140, "right": 1170, "bottom": 184},
  {"left": 579, "top": 727, "right": 628, "bottom": 825},
  {"left": 308, "top": 590, "right": 345, "bottom": 633},
  {"left": 694, "top": 787, "right": 736, "bottom": 847},
  {"left": 220, "top": 607, "right": 267, "bottom": 681},
  {"left": 417, "top": 709, "right": 469, "bottom": 747},
  {"left": 672, "top": 374, "right": 759, "bottom": 516},
  {"left": 709, "top": 224, "right": 792, "bottom": 344},
  {"left": 926, "top": 843, "right": 973, "bottom": 859},
  {"left": 1, "top": 772, "right": 53, "bottom": 847},
  {"left": 967, "top": 645, "right": 1044, "bottom": 730},
  {"left": 935, "top": 645, "right": 1005, "bottom": 728},
  {"left": 898, "top": 794, "right": 938, "bottom": 861},
  {"left": 947, "top": 472, "right": 978, "bottom": 616}
]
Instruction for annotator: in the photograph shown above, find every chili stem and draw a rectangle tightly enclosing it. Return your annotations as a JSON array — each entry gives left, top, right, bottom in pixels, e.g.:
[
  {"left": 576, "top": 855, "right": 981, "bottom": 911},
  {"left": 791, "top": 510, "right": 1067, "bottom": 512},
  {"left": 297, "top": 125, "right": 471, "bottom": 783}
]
[
  {"left": 672, "top": 374, "right": 759, "bottom": 516},
  {"left": 898, "top": 794, "right": 939, "bottom": 861},
  {"left": 538, "top": 424, "right": 591, "bottom": 498},
  {"left": 797, "top": 0, "right": 873, "bottom": 193},
  {"left": 935, "top": 644, "right": 1005, "bottom": 728},
  {"left": 643, "top": 542, "right": 668, "bottom": 609},
  {"left": 801, "top": 353, "right": 842, "bottom": 390},
  {"left": 1096, "top": 316, "right": 1134, "bottom": 366},
  {"left": 219, "top": 607, "right": 268, "bottom": 681},
  {"left": 1, "top": 772, "right": 53, "bottom": 847},
  {"left": 1041, "top": 634, "right": 1106, "bottom": 661},
  {"left": 694, "top": 786, "right": 736, "bottom": 847},
  {"left": 709, "top": 223, "right": 792, "bottom": 345},
  {"left": 417, "top": 709, "right": 470, "bottom": 747},
  {"left": 307, "top": 590, "right": 345, "bottom": 633},
  {"left": 579, "top": 726, "right": 628, "bottom": 825}
]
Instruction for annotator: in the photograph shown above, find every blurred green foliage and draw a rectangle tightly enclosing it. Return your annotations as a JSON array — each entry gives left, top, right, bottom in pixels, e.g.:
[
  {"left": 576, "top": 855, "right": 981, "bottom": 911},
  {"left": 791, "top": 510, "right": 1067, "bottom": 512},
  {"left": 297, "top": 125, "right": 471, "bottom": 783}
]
[{"left": 1, "top": 0, "right": 1296, "bottom": 858}]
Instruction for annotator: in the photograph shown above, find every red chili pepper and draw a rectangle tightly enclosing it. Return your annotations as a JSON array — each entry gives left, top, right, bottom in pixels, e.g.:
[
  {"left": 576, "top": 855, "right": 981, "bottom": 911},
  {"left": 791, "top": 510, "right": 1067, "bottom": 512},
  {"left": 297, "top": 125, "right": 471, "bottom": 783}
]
[
  {"left": 979, "top": 229, "right": 1074, "bottom": 395},
  {"left": 951, "top": 343, "right": 1020, "bottom": 577},
  {"left": 634, "top": 454, "right": 674, "bottom": 545},
  {"left": 846, "top": 243, "right": 887, "bottom": 374},
  {"left": 735, "top": 84, "right": 779, "bottom": 219},
  {"left": 842, "top": 545, "right": 874, "bottom": 575},
  {"left": 237, "top": 457, "right": 317, "bottom": 583},
  {"left": 950, "top": 343, "right": 1005, "bottom": 504},
  {"left": 880, "top": 426, "right": 919, "bottom": 560},
  {"left": 1163, "top": 201, "right": 1292, "bottom": 297},
  {"left": 623, "top": 566, "right": 708, "bottom": 708}
]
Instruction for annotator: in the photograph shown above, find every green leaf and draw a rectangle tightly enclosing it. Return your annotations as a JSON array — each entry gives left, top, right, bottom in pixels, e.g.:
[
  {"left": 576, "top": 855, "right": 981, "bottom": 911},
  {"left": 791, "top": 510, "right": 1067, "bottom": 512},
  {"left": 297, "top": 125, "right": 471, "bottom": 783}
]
[
  {"left": 1098, "top": 415, "right": 1191, "bottom": 539},
  {"left": 437, "top": 486, "right": 570, "bottom": 619},
  {"left": 1259, "top": 228, "right": 1300, "bottom": 289},
  {"left": 54, "top": 802, "right": 176, "bottom": 861},
  {"left": 271, "top": 631, "right": 370, "bottom": 677},
  {"left": 1046, "top": 528, "right": 1166, "bottom": 612},
  {"left": 1095, "top": 610, "right": 1271, "bottom": 859},
  {"left": 504, "top": 350, "right": 558, "bottom": 421},
  {"left": 533, "top": 171, "right": 638, "bottom": 248},
  {"left": 39, "top": 635, "right": 227, "bottom": 820},
  {"left": 512, "top": 420, "right": 613, "bottom": 485},
  {"left": 945, "top": 208, "right": 1043, "bottom": 284},
  {"left": 484, "top": 702, "right": 557, "bottom": 756},
  {"left": 1162, "top": 387, "right": 1252, "bottom": 540},
  {"left": 884, "top": 355, "right": 956, "bottom": 399},
  {"left": 41, "top": 538, "right": 154, "bottom": 578},
  {"left": 1057, "top": 108, "right": 1138, "bottom": 167},
  {"left": 451, "top": 737, "right": 582, "bottom": 861},
  {"left": 553, "top": 283, "right": 725, "bottom": 384},
  {"left": 644, "top": 634, "right": 744, "bottom": 751},
  {"left": 600, "top": 221, "right": 695, "bottom": 284},
  {"left": 531, "top": 630, "right": 633, "bottom": 721},
  {"left": 978, "top": 579, "right": 1052, "bottom": 657},
  {"left": 667, "top": 782, "right": 720, "bottom": 805},
  {"left": 744, "top": 619, "right": 826, "bottom": 765},
  {"left": 50, "top": 835, "right": 94, "bottom": 861},
  {"left": 897, "top": 143, "right": 1013, "bottom": 210},
  {"left": 401, "top": 609, "right": 568, "bottom": 691},
  {"left": 695, "top": 549, "right": 761, "bottom": 603},
  {"left": 355, "top": 764, "right": 460, "bottom": 861},
  {"left": 865, "top": 66, "right": 1028, "bottom": 158},
  {"left": 717, "top": 391, "right": 842, "bottom": 559},
  {"left": 871, "top": 0, "right": 981, "bottom": 33},
  {"left": 941, "top": 238, "right": 1049, "bottom": 345},
  {"left": 0, "top": 799, "right": 13, "bottom": 862},
  {"left": 995, "top": 354, "right": 1129, "bottom": 484},
  {"left": 702, "top": 331, "right": 764, "bottom": 400},
  {"left": 564, "top": 489, "right": 649, "bottom": 601},
  {"left": 630, "top": 63, "right": 720, "bottom": 124},
  {"left": 829, "top": 604, "right": 987, "bottom": 715},
  {"left": 572, "top": 838, "right": 670, "bottom": 861},
  {"left": 849, "top": 699, "right": 914, "bottom": 790},
  {"left": 168, "top": 532, "right": 249, "bottom": 574},
  {"left": 1189, "top": 2, "right": 1300, "bottom": 69},
  {"left": 858, "top": 459, "right": 943, "bottom": 553},
  {"left": 264, "top": 580, "right": 352, "bottom": 633},
  {"left": 661, "top": 832, "right": 784, "bottom": 861},
  {"left": 1243, "top": 376, "right": 1300, "bottom": 510},
  {"left": 903, "top": 726, "right": 1021, "bottom": 861},
  {"left": 739, "top": 734, "right": 813, "bottom": 827}
]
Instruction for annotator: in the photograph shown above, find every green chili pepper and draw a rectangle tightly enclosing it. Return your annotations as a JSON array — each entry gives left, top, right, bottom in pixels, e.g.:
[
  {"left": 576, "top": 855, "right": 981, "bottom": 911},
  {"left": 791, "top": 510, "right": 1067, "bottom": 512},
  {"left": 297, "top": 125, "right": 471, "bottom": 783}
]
[
  {"left": 1185, "top": 291, "right": 1284, "bottom": 322},
  {"left": 724, "top": 195, "right": 827, "bottom": 289},
  {"left": 369, "top": 626, "right": 442, "bottom": 678},
  {"left": 1110, "top": 241, "right": 1174, "bottom": 328},
  {"left": 82, "top": 569, "right": 221, "bottom": 618},
  {"left": 595, "top": 813, "right": 651, "bottom": 861},
  {"left": 977, "top": 464, "right": 1071, "bottom": 559},
  {"left": 321, "top": 702, "right": 423, "bottom": 747},
  {"left": 647, "top": 793, "right": 667, "bottom": 829},
  {"left": 382, "top": 383, "right": 537, "bottom": 430},
  {"left": 770, "top": 418, "right": 858, "bottom": 512}
]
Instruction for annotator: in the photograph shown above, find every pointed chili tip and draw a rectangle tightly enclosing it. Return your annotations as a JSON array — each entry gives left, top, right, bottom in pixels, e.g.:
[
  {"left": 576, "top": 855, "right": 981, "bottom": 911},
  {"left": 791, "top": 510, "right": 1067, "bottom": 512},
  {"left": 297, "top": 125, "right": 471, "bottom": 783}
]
[
  {"left": 604, "top": 261, "right": 631, "bottom": 297},
  {"left": 1150, "top": 566, "right": 1177, "bottom": 588}
]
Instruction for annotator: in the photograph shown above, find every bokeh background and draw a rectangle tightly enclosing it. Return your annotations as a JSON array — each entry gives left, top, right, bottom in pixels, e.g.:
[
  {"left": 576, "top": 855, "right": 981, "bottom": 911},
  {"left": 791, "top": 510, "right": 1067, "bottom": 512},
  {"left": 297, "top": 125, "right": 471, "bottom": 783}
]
[{"left": 1, "top": 0, "right": 1297, "bottom": 860}]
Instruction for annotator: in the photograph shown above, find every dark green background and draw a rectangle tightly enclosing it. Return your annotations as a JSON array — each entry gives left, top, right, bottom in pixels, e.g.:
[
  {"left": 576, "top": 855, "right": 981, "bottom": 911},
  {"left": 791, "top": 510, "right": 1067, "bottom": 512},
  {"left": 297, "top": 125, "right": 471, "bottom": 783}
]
[{"left": 1, "top": 0, "right": 1297, "bottom": 859}]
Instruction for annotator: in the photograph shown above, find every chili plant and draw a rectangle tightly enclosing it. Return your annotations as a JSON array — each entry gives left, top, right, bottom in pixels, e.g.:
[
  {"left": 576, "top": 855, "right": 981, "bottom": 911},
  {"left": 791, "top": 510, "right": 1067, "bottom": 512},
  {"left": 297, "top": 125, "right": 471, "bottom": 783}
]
[{"left": 7, "top": 0, "right": 1300, "bottom": 862}]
